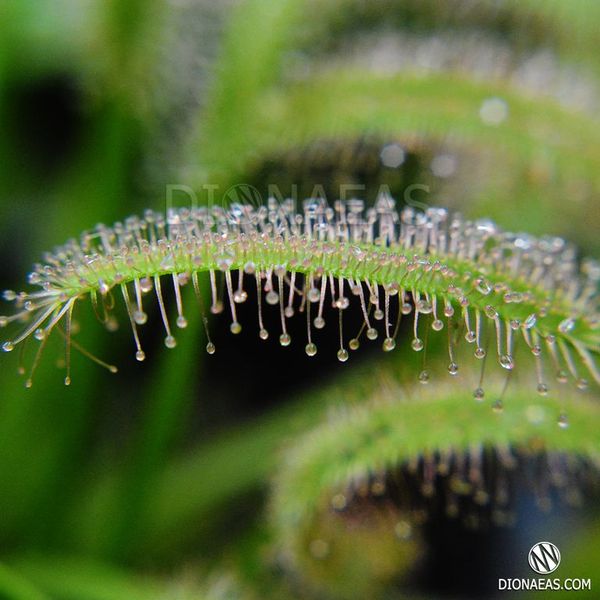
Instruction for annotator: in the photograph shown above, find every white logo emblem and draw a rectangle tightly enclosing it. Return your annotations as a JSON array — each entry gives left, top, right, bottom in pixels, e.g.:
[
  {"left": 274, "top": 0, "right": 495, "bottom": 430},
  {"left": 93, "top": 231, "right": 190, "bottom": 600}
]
[{"left": 528, "top": 542, "right": 561, "bottom": 575}]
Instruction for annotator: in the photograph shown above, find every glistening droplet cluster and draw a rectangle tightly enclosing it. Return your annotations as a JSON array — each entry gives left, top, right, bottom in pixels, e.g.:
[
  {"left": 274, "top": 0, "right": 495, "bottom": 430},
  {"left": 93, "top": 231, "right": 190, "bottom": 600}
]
[
  {"left": 329, "top": 445, "right": 600, "bottom": 530},
  {"left": 1, "top": 197, "right": 598, "bottom": 398}
]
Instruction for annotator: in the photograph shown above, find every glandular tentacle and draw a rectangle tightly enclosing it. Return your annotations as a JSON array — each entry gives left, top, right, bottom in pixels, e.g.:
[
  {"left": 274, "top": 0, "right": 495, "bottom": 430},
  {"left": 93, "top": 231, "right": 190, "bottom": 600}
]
[{"left": 0, "top": 199, "right": 597, "bottom": 401}]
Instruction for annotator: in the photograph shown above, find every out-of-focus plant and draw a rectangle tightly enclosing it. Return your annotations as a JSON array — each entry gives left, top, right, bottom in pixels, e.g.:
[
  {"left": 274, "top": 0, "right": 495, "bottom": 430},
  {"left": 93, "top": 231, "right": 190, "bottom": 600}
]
[{"left": 0, "top": 1, "right": 599, "bottom": 599}]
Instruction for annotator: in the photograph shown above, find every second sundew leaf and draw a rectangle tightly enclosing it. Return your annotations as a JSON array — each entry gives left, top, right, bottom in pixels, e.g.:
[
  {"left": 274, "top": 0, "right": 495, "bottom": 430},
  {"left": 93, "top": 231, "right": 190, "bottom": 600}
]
[
  {"left": 199, "top": 63, "right": 600, "bottom": 248},
  {"left": 194, "top": 1, "right": 600, "bottom": 228},
  {"left": 270, "top": 370, "right": 600, "bottom": 592},
  {"left": 250, "top": 71, "right": 600, "bottom": 232},
  {"left": 300, "top": 0, "right": 600, "bottom": 73}
]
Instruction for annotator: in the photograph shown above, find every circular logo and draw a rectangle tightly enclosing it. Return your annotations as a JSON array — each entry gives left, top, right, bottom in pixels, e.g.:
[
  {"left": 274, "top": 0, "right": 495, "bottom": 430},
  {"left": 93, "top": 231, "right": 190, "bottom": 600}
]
[
  {"left": 528, "top": 542, "right": 561, "bottom": 575},
  {"left": 222, "top": 184, "right": 262, "bottom": 208}
]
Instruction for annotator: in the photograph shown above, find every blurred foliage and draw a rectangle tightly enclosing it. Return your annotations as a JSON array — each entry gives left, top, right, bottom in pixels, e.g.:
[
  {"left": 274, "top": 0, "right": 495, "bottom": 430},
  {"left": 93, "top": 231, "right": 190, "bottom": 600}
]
[{"left": 0, "top": 1, "right": 599, "bottom": 599}]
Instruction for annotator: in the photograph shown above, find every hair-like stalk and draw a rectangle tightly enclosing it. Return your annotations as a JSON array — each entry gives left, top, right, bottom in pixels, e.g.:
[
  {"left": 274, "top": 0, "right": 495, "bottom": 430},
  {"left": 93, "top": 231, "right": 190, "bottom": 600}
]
[{"left": 1, "top": 197, "right": 598, "bottom": 400}]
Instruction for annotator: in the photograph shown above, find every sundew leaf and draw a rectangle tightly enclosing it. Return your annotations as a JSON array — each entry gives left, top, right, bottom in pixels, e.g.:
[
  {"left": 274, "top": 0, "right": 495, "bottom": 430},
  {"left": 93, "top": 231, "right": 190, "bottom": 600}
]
[
  {"left": 192, "top": 0, "right": 600, "bottom": 253},
  {"left": 270, "top": 369, "right": 600, "bottom": 586},
  {"left": 2, "top": 200, "right": 599, "bottom": 390},
  {"left": 196, "top": 0, "right": 600, "bottom": 178},
  {"left": 230, "top": 71, "right": 600, "bottom": 247},
  {"left": 293, "top": 0, "right": 600, "bottom": 74}
]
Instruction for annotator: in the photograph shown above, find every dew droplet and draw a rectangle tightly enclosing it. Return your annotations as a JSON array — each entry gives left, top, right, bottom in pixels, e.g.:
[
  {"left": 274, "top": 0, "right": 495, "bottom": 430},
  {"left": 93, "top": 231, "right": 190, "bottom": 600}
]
[
  {"left": 176, "top": 316, "right": 188, "bottom": 329},
  {"left": 136, "top": 350, "right": 146, "bottom": 362},
  {"left": 411, "top": 338, "right": 424, "bottom": 351},
  {"left": 465, "top": 331, "right": 476, "bottom": 343},
  {"left": 34, "top": 328, "right": 45, "bottom": 341},
  {"left": 558, "top": 318, "right": 575, "bottom": 334},
  {"left": 206, "top": 342, "right": 216, "bottom": 354},
  {"left": 479, "top": 97, "right": 508, "bottom": 125},
  {"left": 475, "top": 279, "right": 492, "bottom": 295},
  {"left": 2, "top": 341, "right": 14, "bottom": 352},
  {"left": 418, "top": 370, "right": 430, "bottom": 384},
  {"left": 382, "top": 338, "right": 396, "bottom": 352},
  {"left": 485, "top": 305, "right": 498, "bottom": 319},
  {"left": 314, "top": 317, "right": 325, "bottom": 329},
  {"left": 284, "top": 306, "right": 294, "bottom": 318},
  {"left": 394, "top": 520, "right": 412, "bottom": 541},
  {"left": 473, "top": 387, "right": 485, "bottom": 401},
  {"left": 556, "top": 370, "right": 568, "bottom": 384},
  {"left": 279, "top": 333, "right": 291, "bottom": 346},
  {"left": 307, "top": 288, "right": 320, "bottom": 302},
  {"left": 475, "top": 347, "right": 486, "bottom": 359},
  {"left": 432, "top": 319, "right": 444, "bottom": 331},
  {"left": 233, "top": 291, "right": 248, "bottom": 303},
  {"left": 217, "top": 258, "right": 232, "bottom": 271},
  {"left": 0, "top": 316, "right": 7, "bottom": 328},
  {"left": 448, "top": 362, "right": 459, "bottom": 376},
  {"left": 401, "top": 303, "right": 413, "bottom": 315},
  {"left": 492, "top": 399, "right": 504, "bottom": 413},
  {"left": 500, "top": 354, "right": 514, "bottom": 370},
  {"left": 259, "top": 328, "right": 269, "bottom": 340},
  {"left": 266, "top": 291, "right": 279, "bottom": 305},
  {"left": 210, "top": 301, "right": 224, "bottom": 314},
  {"left": 134, "top": 310, "right": 148, "bottom": 325},
  {"left": 416, "top": 300, "right": 432, "bottom": 314},
  {"left": 380, "top": 143, "right": 406, "bottom": 168},
  {"left": 305, "top": 343, "right": 317, "bottom": 356},
  {"left": 537, "top": 383, "right": 548, "bottom": 396},
  {"left": 576, "top": 378, "right": 589, "bottom": 391},
  {"left": 366, "top": 327, "right": 378, "bottom": 340},
  {"left": 230, "top": 321, "right": 242, "bottom": 334},
  {"left": 374, "top": 309, "right": 384, "bottom": 320},
  {"left": 524, "top": 314, "right": 537, "bottom": 329},
  {"left": 349, "top": 338, "right": 360, "bottom": 350},
  {"left": 335, "top": 297, "right": 350, "bottom": 310},
  {"left": 337, "top": 349, "right": 349, "bottom": 362},
  {"left": 331, "top": 493, "right": 347, "bottom": 511},
  {"left": 557, "top": 412, "right": 569, "bottom": 429},
  {"left": 105, "top": 317, "right": 119, "bottom": 332},
  {"left": 164, "top": 335, "right": 177, "bottom": 349}
]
